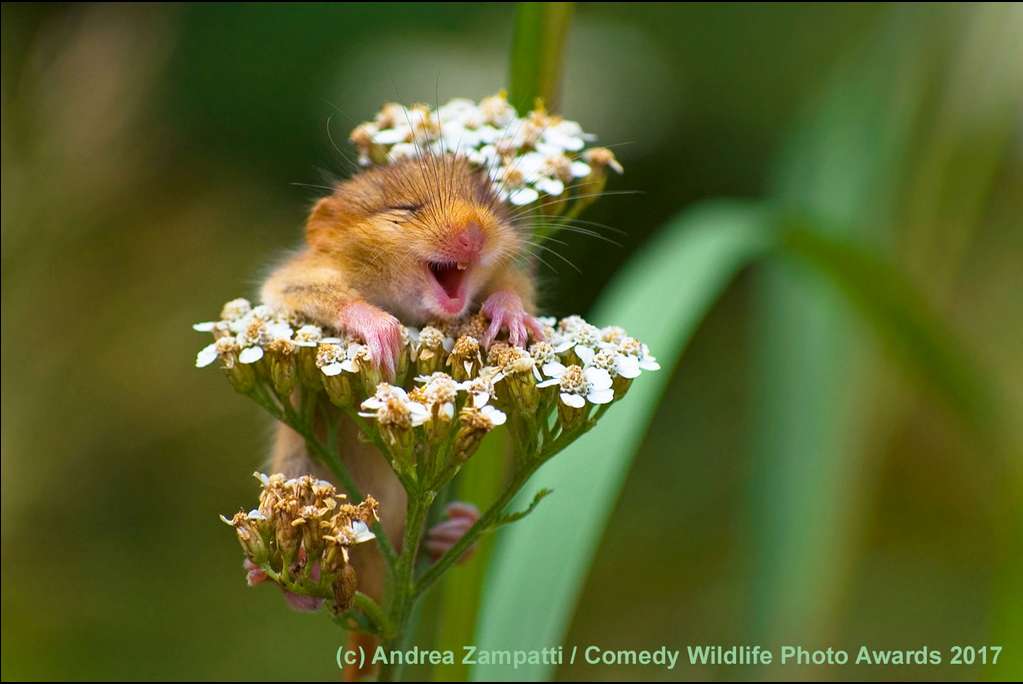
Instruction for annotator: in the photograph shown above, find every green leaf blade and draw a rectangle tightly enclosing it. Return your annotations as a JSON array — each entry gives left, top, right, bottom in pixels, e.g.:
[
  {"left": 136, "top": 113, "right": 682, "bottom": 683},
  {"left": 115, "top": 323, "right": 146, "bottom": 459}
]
[{"left": 471, "top": 201, "right": 776, "bottom": 681}]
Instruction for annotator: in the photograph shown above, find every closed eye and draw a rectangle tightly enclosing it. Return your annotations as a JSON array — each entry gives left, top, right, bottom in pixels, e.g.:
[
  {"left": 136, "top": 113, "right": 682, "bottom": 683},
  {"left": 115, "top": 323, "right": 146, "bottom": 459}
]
[
  {"left": 382, "top": 203, "right": 424, "bottom": 225},
  {"left": 387, "top": 203, "right": 423, "bottom": 213}
]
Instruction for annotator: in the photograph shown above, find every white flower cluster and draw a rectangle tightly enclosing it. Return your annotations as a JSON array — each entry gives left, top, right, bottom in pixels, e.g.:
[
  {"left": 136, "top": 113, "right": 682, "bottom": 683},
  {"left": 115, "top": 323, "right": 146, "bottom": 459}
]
[
  {"left": 195, "top": 300, "right": 658, "bottom": 449},
  {"left": 349, "top": 92, "right": 622, "bottom": 206}
]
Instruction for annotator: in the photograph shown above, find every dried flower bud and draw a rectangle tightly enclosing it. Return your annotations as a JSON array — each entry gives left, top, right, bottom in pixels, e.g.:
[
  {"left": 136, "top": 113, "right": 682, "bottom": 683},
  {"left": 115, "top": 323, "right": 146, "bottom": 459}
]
[
  {"left": 458, "top": 313, "right": 490, "bottom": 341},
  {"left": 221, "top": 509, "right": 269, "bottom": 564},
  {"left": 452, "top": 405, "right": 506, "bottom": 462},
  {"left": 331, "top": 564, "right": 359, "bottom": 615},
  {"left": 448, "top": 336, "right": 482, "bottom": 382},
  {"left": 414, "top": 326, "right": 448, "bottom": 376}
]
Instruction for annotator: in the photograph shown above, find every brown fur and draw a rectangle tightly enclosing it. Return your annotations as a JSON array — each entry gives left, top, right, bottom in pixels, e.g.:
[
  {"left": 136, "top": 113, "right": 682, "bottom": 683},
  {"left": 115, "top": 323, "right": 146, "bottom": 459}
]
[{"left": 262, "top": 155, "right": 534, "bottom": 325}]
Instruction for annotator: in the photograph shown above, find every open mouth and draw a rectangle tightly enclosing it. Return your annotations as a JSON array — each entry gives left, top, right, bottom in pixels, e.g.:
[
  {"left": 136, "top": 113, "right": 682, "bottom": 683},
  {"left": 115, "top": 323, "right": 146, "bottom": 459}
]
[{"left": 426, "top": 261, "right": 470, "bottom": 314}]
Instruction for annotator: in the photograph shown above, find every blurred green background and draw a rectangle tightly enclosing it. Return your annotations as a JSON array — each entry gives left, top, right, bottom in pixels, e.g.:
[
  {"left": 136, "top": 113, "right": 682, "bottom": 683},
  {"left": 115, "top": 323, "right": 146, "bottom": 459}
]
[{"left": 2, "top": 2, "right": 1020, "bottom": 681}]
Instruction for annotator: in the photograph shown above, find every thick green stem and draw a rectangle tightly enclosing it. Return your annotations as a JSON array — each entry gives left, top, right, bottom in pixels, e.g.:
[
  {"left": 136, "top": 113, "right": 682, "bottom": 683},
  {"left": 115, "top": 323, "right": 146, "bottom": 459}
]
[
  {"left": 414, "top": 465, "right": 532, "bottom": 601},
  {"left": 377, "top": 491, "right": 433, "bottom": 682}
]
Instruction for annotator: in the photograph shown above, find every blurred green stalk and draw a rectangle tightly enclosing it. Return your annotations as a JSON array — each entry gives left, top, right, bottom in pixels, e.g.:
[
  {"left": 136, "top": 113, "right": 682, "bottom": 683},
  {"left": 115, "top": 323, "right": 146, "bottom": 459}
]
[{"left": 508, "top": 2, "right": 574, "bottom": 114}]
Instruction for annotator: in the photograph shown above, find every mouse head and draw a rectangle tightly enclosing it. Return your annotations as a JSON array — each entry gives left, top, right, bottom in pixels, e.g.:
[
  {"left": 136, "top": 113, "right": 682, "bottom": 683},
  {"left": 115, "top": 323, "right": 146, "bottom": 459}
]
[{"left": 306, "top": 154, "right": 523, "bottom": 324}]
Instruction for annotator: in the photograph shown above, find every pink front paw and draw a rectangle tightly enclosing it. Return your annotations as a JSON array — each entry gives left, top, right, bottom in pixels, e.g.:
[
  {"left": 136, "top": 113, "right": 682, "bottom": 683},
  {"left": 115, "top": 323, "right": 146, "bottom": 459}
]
[
  {"left": 425, "top": 501, "right": 480, "bottom": 565},
  {"left": 337, "top": 301, "right": 404, "bottom": 381},
  {"left": 480, "top": 290, "right": 545, "bottom": 348}
]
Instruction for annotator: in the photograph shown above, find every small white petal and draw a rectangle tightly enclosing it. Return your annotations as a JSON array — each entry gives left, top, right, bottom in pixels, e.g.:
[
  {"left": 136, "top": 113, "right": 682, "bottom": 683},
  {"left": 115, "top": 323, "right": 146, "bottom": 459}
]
[
  {"left": 196, "top": 344, "right": 219, "bottom": 368},
  {"left": 575, "top": 346, "right": 594, "bottom": 365},
  {"left": 409, "top": 403, "right": 432, "bottom": 426},
  {"left": 616, "top": 355, "right": 642, "bottom": 379},
  {"left": 534, "top": 176, "right": 565, "bottom": 197},
  {"left": 247, "top": 509, "right": 267, "bottom": 521},
  {"left": 481, "top": 405, "right": 507, "bottom": 426},
  {"left": 464, "top": 360, "right": 474, "bottom": 375},
  {"left": 561, "top": 393, "right": 586, "bottom": 408},
  {"left": 586, "top": 388, "right": 615, "bottom": 405},
  {"left": 193, "top": 321, "right": 216, "bottom": 332},
  {"left": 442, "top": 337, "right": 455, "bottom": 353},
  {"left": 570, "top": 161, "right": 591, "bottom": 177},
  {"left": 441, "top": 403, "right": 455, "bottom": 421},
  {"left": 351, "top": 520, "right": 376, "bottom": 543},
  {"left": 373, "top": 127, "right": 409, "bottom": 145},
  {"left": 553, "top": 340, "right": 575, "bottom": 354},
  {"left": 508, "top": 187, "right": 539, "bottom": 206},
  {"left": 542, "top": 361, "right": 567, "bottom": 378},
  {"left": 639, "top": 357, "right": 661, "bottom": 371},
  {"left": 321, "top": 362, "right": 344, "bottom": 377},
  {"left": 537, "top": 378, "right": 561, "bottom": 388},
  {"left": 585, "top": 367, "right": 613, "bottom": 391},
  {"left": 238, "top": 346, "right": 264, "bottom": 364},
  {"left": 267, "top": 322, "right": 294, "bottom": 340}
]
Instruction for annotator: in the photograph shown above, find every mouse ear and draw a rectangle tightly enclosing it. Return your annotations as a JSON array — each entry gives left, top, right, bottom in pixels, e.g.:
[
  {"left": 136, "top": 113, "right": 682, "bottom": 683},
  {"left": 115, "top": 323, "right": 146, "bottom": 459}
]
[{"left": 305, "top": 196, "right": 341, "bottom": 249}]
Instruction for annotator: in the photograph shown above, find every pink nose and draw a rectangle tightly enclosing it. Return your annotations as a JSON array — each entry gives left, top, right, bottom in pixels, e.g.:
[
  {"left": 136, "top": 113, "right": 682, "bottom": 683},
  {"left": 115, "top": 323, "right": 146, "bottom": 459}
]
[{"left": 453, "top": 224, "right": 484, "bottom": 261}]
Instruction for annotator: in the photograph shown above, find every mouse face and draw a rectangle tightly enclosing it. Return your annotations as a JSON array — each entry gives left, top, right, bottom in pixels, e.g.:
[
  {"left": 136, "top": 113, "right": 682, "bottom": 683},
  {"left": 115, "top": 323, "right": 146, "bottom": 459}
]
[{"left": 305, "top": 154, "right": 524, "bottom": 325}]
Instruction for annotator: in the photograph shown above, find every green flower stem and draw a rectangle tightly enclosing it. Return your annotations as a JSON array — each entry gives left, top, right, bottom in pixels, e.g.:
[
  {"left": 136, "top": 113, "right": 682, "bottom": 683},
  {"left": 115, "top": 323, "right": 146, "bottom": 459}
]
[
  {"left": 414, "top": 411, "right": 608, "bottom": 600},
  {"left": 378, "top": 491, "right": 434, "bottom": 682},
  {"left": 351, "top": 592, "right": 395, "bottom": 638},
  {"left": 414, "top": 466, "right": 533, "bottom": 601}
]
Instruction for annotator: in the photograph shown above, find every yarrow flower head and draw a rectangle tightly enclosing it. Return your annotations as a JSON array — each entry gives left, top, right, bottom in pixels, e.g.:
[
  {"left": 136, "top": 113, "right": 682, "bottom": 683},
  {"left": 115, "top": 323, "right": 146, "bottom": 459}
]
[
  {"left": 349, "top": 92, "right": 622, "bottom": 210},
  {"left": 221, "top": 473, "right": 379, "bottom": 615},
  {"left": 196, "top": 299, "right": 659, "bottom": 425}
]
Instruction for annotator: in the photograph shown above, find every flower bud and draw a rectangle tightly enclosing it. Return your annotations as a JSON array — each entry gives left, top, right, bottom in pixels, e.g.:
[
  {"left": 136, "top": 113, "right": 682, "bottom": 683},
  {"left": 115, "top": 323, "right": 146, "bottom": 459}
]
[
  {"left": 358, "top": 354, "right": 383, "bottom": 397},
  {"left": 414, "top": 327, "right": 448, "bottom": 377},
  {"left": 448, "top": 336, "right": 482, "bottom": 382},
  {"left": 350, "top": 124, "right": 389, "bottom": 166},
  {"left": 504, "top": 353, "right": 540, "bottom": 414},
  {"left": 293, "top": 325, "right": 325, "bottom": 390},
  {"left": 360, "top": 385, "right": 428, "bottom": 467},
  {"left": 331, "top": 563, "right": 359, "bottom": 615},
  {"left": 221, "top": 509, "right": 269, "bottom": 565},
  {"left": 213, "top": 336, "right": 256, "bottom": 394},
  {"left": 267, "top": 338, "right": 298, "bottom": 397},
  {"left": 322, "top": 369, "right": 354, "bottom": 408},
  {"left": 394, "top": 327, "right": 411, "bottom": 386},
  {"left": 458, "top": 313, "right": 490, "bottom": 342},
  {"left": 574, "top": 147, "right": 623, "bottom": 211},
  {"left": 273, "top": 500, "right": 304, "bottom": 564},
  {"left": 555, "top": 365, "right": 589, "bottom": 432},
  {"left": 451, "top": 405, "right": 506, "bottom": 462}
]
